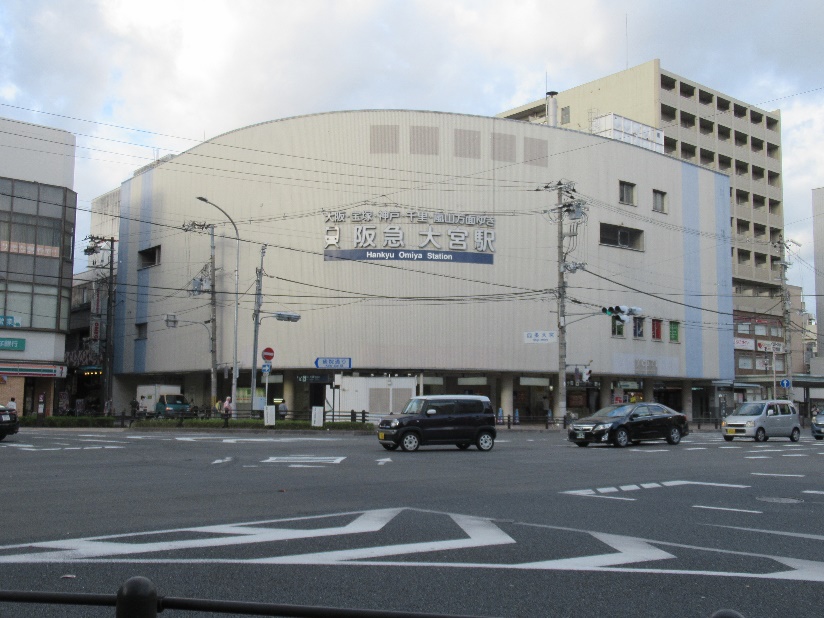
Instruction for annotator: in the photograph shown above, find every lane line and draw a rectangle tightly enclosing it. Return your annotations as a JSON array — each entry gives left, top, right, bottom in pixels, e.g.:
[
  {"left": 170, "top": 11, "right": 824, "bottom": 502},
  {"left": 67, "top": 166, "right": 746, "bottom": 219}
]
[
  {"left": 751, "top": 473, "right": 805, "bottom": 477},
  {"left": 693, "top": 505, "right": 762, "bottom": 514}
]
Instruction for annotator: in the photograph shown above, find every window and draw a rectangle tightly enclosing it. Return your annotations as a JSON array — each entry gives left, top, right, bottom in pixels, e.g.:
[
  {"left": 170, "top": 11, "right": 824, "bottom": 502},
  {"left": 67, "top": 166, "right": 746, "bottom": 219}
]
[
  {"left": 770, "top": 326, "right": 782, "bottom": 337},
  {"left": 737, "top": 323, "right": 751, "bottom": 334},
  {"left": 136, "top": 323, "right": 148, "bottom": 339},
  {"left": 754, "top": 324, "right": 767, "bottom": 336},
  {"left": 652, "top": 319, "right": 663, "bottom": 341},
  {"left": 669, "top": 321, "right": 680, "bottom": 343},
  {"left": 600, "top": 223, "right": 644, "bottom": 250},
  {"left": 633, "top": 317, "right": 644, "bottom": 339},
  {"left": 619, "top": 181, "right": 636, "bottom": 205},
  {"left": 611, "top": 316, "right": 625, "bottom": 337},
  {"left": 561, "top": 106, "right": 570, "bottom": 125},
  {"left": 138, "top": 245, "right": 161, "bottom": 269},
  {"left": 653, "top": 190, "right": 666, "bottom": 213},
  {"left": 738, "top": 355, "right": 753, "bottom": 370}
]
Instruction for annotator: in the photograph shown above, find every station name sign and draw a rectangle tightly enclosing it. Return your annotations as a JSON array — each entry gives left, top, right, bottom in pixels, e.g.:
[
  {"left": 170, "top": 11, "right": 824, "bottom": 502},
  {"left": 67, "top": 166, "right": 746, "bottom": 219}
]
[{"left": 322, "top": 207, "right": 496, "bottom": 265}]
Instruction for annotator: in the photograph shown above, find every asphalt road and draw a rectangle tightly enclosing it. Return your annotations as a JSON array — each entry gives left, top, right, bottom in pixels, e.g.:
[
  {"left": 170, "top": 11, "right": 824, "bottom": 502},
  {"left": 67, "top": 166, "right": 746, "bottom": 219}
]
[{"left": 1, "top": 426, "right": 823, "bottom": 617}]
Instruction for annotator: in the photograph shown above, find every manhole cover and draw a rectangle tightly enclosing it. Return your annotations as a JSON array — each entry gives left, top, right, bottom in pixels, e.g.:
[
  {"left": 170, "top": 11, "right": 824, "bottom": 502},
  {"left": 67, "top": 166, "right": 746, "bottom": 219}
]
[{"left": 756, "top": 497, "right": 803, "bottom": 504}]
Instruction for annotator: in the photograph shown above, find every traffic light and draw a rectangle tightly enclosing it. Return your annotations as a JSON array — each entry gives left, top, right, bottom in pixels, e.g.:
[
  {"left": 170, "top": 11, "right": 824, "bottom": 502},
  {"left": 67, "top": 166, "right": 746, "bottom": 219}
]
[
  {"left": 601, "top": 306, "right": 643, "bottom": 323},
  {"left": 583, "top": 367, "right": 592, "bottom": 382}
]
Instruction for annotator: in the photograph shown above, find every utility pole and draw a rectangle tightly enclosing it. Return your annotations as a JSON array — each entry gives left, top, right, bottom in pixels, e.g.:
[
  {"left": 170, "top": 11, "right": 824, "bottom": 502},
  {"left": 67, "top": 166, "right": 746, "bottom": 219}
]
[
  {"left": 84, "top": 236, "right": 117, "bottom": 414},
  {"left": 182, "top": 222, "right": 218, "bottom": 412},
  {"left": 537, "top": 181, "right": 586, "bottom": 423},
  {"left": 250, "top": 245, "right": 267, "bottom": 416}
]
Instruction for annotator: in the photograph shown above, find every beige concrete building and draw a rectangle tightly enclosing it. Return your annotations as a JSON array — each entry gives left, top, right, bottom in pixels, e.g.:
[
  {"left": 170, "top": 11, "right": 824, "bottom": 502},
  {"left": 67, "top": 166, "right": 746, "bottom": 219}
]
[
  {"left": 98, "top": 109, "right": 733, "bottom": 420},
  {"left": 499, "top": 59, "right": 787, "bottom": 398}
]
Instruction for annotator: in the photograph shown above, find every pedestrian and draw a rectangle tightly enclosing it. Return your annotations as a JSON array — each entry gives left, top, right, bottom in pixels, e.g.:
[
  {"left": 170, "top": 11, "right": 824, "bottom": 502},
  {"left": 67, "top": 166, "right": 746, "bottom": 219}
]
[
  {"left": 222, "top": 396, "right": 233, "bottom": 428},
  {"left": 6, "top": 397, "right": 16, "bottom": 412}
]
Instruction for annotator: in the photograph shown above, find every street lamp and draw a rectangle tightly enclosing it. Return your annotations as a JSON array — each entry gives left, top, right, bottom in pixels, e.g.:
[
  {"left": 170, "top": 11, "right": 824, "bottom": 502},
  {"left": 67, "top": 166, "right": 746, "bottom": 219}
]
[
  {"left": 251, "top": 311, "right": 300, "bottom": 415},
  {"left": 196, "top": 197, "right": 239, "bottom": 416}
]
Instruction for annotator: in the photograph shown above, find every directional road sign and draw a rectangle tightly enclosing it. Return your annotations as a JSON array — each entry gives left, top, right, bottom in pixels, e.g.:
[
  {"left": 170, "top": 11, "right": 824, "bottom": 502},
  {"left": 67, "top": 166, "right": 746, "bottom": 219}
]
[
  {"left": 314, "top": 357, "right": 352, "bottom": 369},
  {"left": 780, "top": 378, "right": 791, "bottom": 389},
  {"left": 261, "top": 363, "right": 272, "bottom": 374}
]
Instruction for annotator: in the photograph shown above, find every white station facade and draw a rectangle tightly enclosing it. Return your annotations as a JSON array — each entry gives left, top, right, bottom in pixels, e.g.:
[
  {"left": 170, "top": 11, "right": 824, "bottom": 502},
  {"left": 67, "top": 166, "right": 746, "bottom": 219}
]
[{"left": 107, "top": 109, "right": 733, "bottom": 419}]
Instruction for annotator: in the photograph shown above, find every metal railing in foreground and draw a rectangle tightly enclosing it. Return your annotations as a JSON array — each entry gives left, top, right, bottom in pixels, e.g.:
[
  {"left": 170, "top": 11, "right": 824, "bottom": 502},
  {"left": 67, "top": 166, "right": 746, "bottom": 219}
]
[{"left": 0, "top": 576, "right": 489, "bottom": 618}]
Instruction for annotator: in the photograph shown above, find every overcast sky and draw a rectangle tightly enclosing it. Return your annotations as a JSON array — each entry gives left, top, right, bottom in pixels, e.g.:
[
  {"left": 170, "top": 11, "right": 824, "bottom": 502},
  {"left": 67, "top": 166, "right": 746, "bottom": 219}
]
[{"left": 1, "top": 0, "right": 822, "bottom": 309}]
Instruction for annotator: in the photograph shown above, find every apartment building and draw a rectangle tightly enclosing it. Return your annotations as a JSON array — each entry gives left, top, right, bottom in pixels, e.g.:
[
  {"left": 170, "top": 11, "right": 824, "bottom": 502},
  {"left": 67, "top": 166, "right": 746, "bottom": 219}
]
[{"left": 499, "top": 59, "right": 786, "bottom": 398}]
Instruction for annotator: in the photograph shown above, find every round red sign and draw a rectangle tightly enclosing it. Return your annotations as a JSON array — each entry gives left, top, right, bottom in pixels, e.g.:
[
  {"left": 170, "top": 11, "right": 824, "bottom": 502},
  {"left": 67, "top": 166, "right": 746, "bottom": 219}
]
[{"left": 261, "top": 347, "right": 274, "bottom": 361}]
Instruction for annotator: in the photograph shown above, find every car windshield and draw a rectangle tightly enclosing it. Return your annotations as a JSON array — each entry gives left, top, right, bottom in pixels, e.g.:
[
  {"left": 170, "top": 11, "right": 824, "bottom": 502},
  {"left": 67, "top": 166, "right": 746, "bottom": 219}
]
[
  {"left": 590, "top": 405, "right": 635, "bottom": 418},
  {"left": 401, "top": 399, "right": 426, "bottom": 415},
  {"left": 170, "top": 395, "right": 187, "bottom": 404},
  {"left": 730, "top": 402, "right": 764, "bottom": 416}
]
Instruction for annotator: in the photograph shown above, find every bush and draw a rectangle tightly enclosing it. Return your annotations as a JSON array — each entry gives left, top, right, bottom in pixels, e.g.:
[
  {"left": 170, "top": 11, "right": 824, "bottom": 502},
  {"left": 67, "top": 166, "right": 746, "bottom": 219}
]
[
  {"left": 18, "top": 416, "right": 373, "bottom": 431},
  {"left": 19, "top": 416, "right": 115, "bottom": 428}
]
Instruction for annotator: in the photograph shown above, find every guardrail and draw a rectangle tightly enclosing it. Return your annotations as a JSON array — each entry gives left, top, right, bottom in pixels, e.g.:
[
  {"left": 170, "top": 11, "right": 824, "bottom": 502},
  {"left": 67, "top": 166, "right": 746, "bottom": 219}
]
[{"left": 0, "top": 576, "right": 487, "bottom": 617}]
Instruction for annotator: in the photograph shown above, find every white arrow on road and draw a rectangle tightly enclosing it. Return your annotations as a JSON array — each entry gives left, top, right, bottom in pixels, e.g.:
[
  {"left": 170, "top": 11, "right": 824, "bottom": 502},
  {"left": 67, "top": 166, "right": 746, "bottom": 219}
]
[
  {"left": 211, "top": 457, "right": 233, "bottom": 465},
  {"left": 376, "top": 458, "right": 392, "bottom": 465}
]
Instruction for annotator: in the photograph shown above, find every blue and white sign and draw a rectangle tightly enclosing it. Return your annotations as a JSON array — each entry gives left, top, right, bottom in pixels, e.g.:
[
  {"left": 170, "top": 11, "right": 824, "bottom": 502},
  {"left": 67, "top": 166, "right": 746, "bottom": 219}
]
[
  {"left": 523, "top": 331, "right": 557, "bottom": 344},
  {"left": 315, "top": 357, "right": 352, "bottom": 369},
  {"left": 261, "top": 363, "right": 272, "bottom": 374},
  {"left": 780, "top": 378, "right": 791, "bottom": 389}
]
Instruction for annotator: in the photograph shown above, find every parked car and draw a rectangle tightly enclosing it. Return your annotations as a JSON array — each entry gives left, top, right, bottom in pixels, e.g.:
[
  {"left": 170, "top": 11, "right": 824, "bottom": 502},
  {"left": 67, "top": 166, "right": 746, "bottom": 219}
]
[
  {"left": 721, "top": 400, "right": 801, "bottom": 442},
  {"left": 154, "top": 394, "right": 194, "bottom": 419},
  {"left": 376, "top": 395, "right": 496, "bottom": 452},
  {"left": 0, "top": 405, "right": 19, "bottom": 441},
  {"left": 568, "top": 402, "right": 689, "bottom": 447},
  {"left": 812, "top": 410, "right": 824, "bottom": 440}
]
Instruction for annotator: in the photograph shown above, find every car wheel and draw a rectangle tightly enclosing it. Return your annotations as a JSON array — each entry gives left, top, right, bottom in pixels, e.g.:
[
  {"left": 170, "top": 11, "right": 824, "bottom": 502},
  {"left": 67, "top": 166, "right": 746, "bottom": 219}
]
[
  {"left": 476, "top": 431, "right": 495, "bottom": 452},
  {"left": 754, "top": 427, "right": 767, "bottom": 442},
  {"left": 790, "top": 427, "right": 800, "bottom": 442},
  {"left": 666, "top": 426, "right": 682, "bottom": 445},
  {"left": 723, "top": 435, "right": 734, "bottom": 442},
  {"left": 456, "top": 443, "right": 471, "bottom": 450},
  {"left": 381, "top": 443, "right": 398, "bottom": 451},
  {"left": 400, "top": 432, "right": 420, "bottom": 452},
  {"left": 613, "top": 427, "right": 629, "bottom": 448},
  {"left": 575, "top": 442, "right": 589, "bottom": 447}
]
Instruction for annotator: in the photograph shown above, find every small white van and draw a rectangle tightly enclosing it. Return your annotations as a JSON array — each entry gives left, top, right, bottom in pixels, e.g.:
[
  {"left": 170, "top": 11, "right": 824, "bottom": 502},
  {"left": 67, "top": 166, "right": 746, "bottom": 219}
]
[{"left": 721, "top": 400, "right": 801, "bottom": 442}]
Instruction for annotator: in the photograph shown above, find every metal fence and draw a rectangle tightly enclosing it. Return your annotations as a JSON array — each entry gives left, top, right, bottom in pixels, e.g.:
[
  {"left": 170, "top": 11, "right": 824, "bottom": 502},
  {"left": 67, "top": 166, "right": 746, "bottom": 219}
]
[{"left": 0, "top": 576, "right": 486, "bottom": 617}]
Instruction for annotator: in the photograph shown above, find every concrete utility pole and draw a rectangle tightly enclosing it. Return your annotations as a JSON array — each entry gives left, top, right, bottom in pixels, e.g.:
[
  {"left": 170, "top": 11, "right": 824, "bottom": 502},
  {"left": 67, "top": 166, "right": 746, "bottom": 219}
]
[
  {"left": 537, "top": 181, "right": 586, "bottom": 422},
  {"left": 250, "top": 245, "right": 267, "bottom": 415}
]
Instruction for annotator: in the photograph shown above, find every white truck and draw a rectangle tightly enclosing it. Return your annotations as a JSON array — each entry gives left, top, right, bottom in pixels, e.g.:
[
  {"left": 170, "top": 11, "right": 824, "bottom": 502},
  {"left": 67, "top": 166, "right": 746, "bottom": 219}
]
[{"left": 135, "top": 385, "right": 188, "bottom": 418}]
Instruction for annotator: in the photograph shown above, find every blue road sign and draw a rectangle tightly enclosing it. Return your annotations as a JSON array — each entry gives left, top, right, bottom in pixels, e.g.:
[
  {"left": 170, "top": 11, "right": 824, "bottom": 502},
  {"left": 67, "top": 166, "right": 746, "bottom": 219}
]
[
  {"left": 261, "top": 363, "right": 272, "bottom": 374},
  {"left": 314, "top": 357, "right": 352, "bottom": 370},
  {"left": 780, "top": 378, "right": 791, "bottom": 389}
]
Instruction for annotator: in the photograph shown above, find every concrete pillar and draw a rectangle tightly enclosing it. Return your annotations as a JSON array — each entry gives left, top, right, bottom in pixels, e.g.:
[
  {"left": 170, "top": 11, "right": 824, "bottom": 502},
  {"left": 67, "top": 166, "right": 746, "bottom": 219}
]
[
  {"left": 599, "top": 378, "right": 612, "bottom": 408},
  {"left": 500, "top": 374, "right": 514, "bottom": 419},
  {"left": 283, "top": 371, "right": 295, "bottom": 413},
  {"left": 643, "top": 379, "right": 654, "bottom": 403},
  {"left": 681, "top": 380, "right": 693, "bottom": 419}
]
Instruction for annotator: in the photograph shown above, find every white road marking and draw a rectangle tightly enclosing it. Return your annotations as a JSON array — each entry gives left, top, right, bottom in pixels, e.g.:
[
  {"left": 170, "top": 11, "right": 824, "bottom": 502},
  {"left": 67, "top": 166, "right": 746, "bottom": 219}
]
[
  {"left": 640, "top": 483, "right": 662, "bottom": 489},
  {"left": 211, "top": 457, "right": 232, "bottom": 465},
  {"left": 751, "top": 473, "right": 805, "bottom": 477},
  {"left": 376, "top": 458, "right": 392, "bottom": 465},
  {"left": 803, "top": 490, "right": 824, "bottom": 495},
  {"left": 261, "top": 456, "right": 345, "bottom": 465},
  {"left": 596, "top": 487, "right": 619, "bottom": 493},
  {"left": 2, "top": 508, "right": 823, "bottom": 581},
  {"left": 562, "top": 480, "right": 749, "bottom": 499},
  {"left": 692, "top": 505, "right": 762, "bottom": 514},
  {"left": 745, "top": 456, "right": 772, "bottom": 459},
  {"left": 684, "top": 447, "right": 707, "bottom": 450},
  {"left": 618, "top": 484, "right": 641, "bottom": 491},
  {"left": 782, "top": 454, "right": 808, "bottom": 457}
]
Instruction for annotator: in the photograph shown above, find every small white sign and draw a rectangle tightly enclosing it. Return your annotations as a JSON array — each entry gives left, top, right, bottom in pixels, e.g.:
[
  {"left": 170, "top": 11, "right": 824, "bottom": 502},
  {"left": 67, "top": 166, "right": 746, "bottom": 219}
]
[{"left": 523, "top": 331, "right": 557, "bottom": 344}]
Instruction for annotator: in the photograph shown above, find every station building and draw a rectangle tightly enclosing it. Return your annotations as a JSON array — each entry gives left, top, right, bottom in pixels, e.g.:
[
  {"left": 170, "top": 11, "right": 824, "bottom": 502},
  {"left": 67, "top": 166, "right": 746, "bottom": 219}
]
[{"left": 104, "top": 109, "right": 733, "bottom": 419}]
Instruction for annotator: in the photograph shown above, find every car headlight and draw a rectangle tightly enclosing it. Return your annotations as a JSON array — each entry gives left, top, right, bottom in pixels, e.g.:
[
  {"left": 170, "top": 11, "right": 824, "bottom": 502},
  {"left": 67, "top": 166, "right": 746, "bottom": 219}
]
[
  {"left": 389, "top": 419, "right": 399, "bottom": 428},
  {"left": 721, "top": 420, "right": 726, "bottom": 427},
  {"left": 745, "top": 420, "right": 755, "bottom": 427},
  {"left": 594, "top": 423, "right": 612, "bottom": 432}
]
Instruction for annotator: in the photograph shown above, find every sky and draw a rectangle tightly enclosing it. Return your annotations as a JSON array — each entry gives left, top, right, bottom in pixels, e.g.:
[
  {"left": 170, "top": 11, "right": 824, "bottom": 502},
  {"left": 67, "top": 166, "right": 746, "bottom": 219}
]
[{"left": 1, "top": 0, "right": 823, "bottom": 311}]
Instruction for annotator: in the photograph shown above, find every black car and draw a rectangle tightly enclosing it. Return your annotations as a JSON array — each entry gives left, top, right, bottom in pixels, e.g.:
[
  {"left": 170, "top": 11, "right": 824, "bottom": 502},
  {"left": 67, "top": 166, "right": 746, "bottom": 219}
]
[
  {"left": 0, "top": 405, "right": 19, "bottom": 441},
  {"left": 377, "top": 395, "right": 497, "bottom": 452},
  {"left": 568, "top": 402, "right": 689, "bottom": 447}
]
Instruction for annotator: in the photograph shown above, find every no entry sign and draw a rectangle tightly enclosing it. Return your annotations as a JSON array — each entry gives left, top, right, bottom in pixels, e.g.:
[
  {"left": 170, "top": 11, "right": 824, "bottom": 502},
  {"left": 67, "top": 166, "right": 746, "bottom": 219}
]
[{"left": 261, "top": 347, "right": 274, "bottom": 361}]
